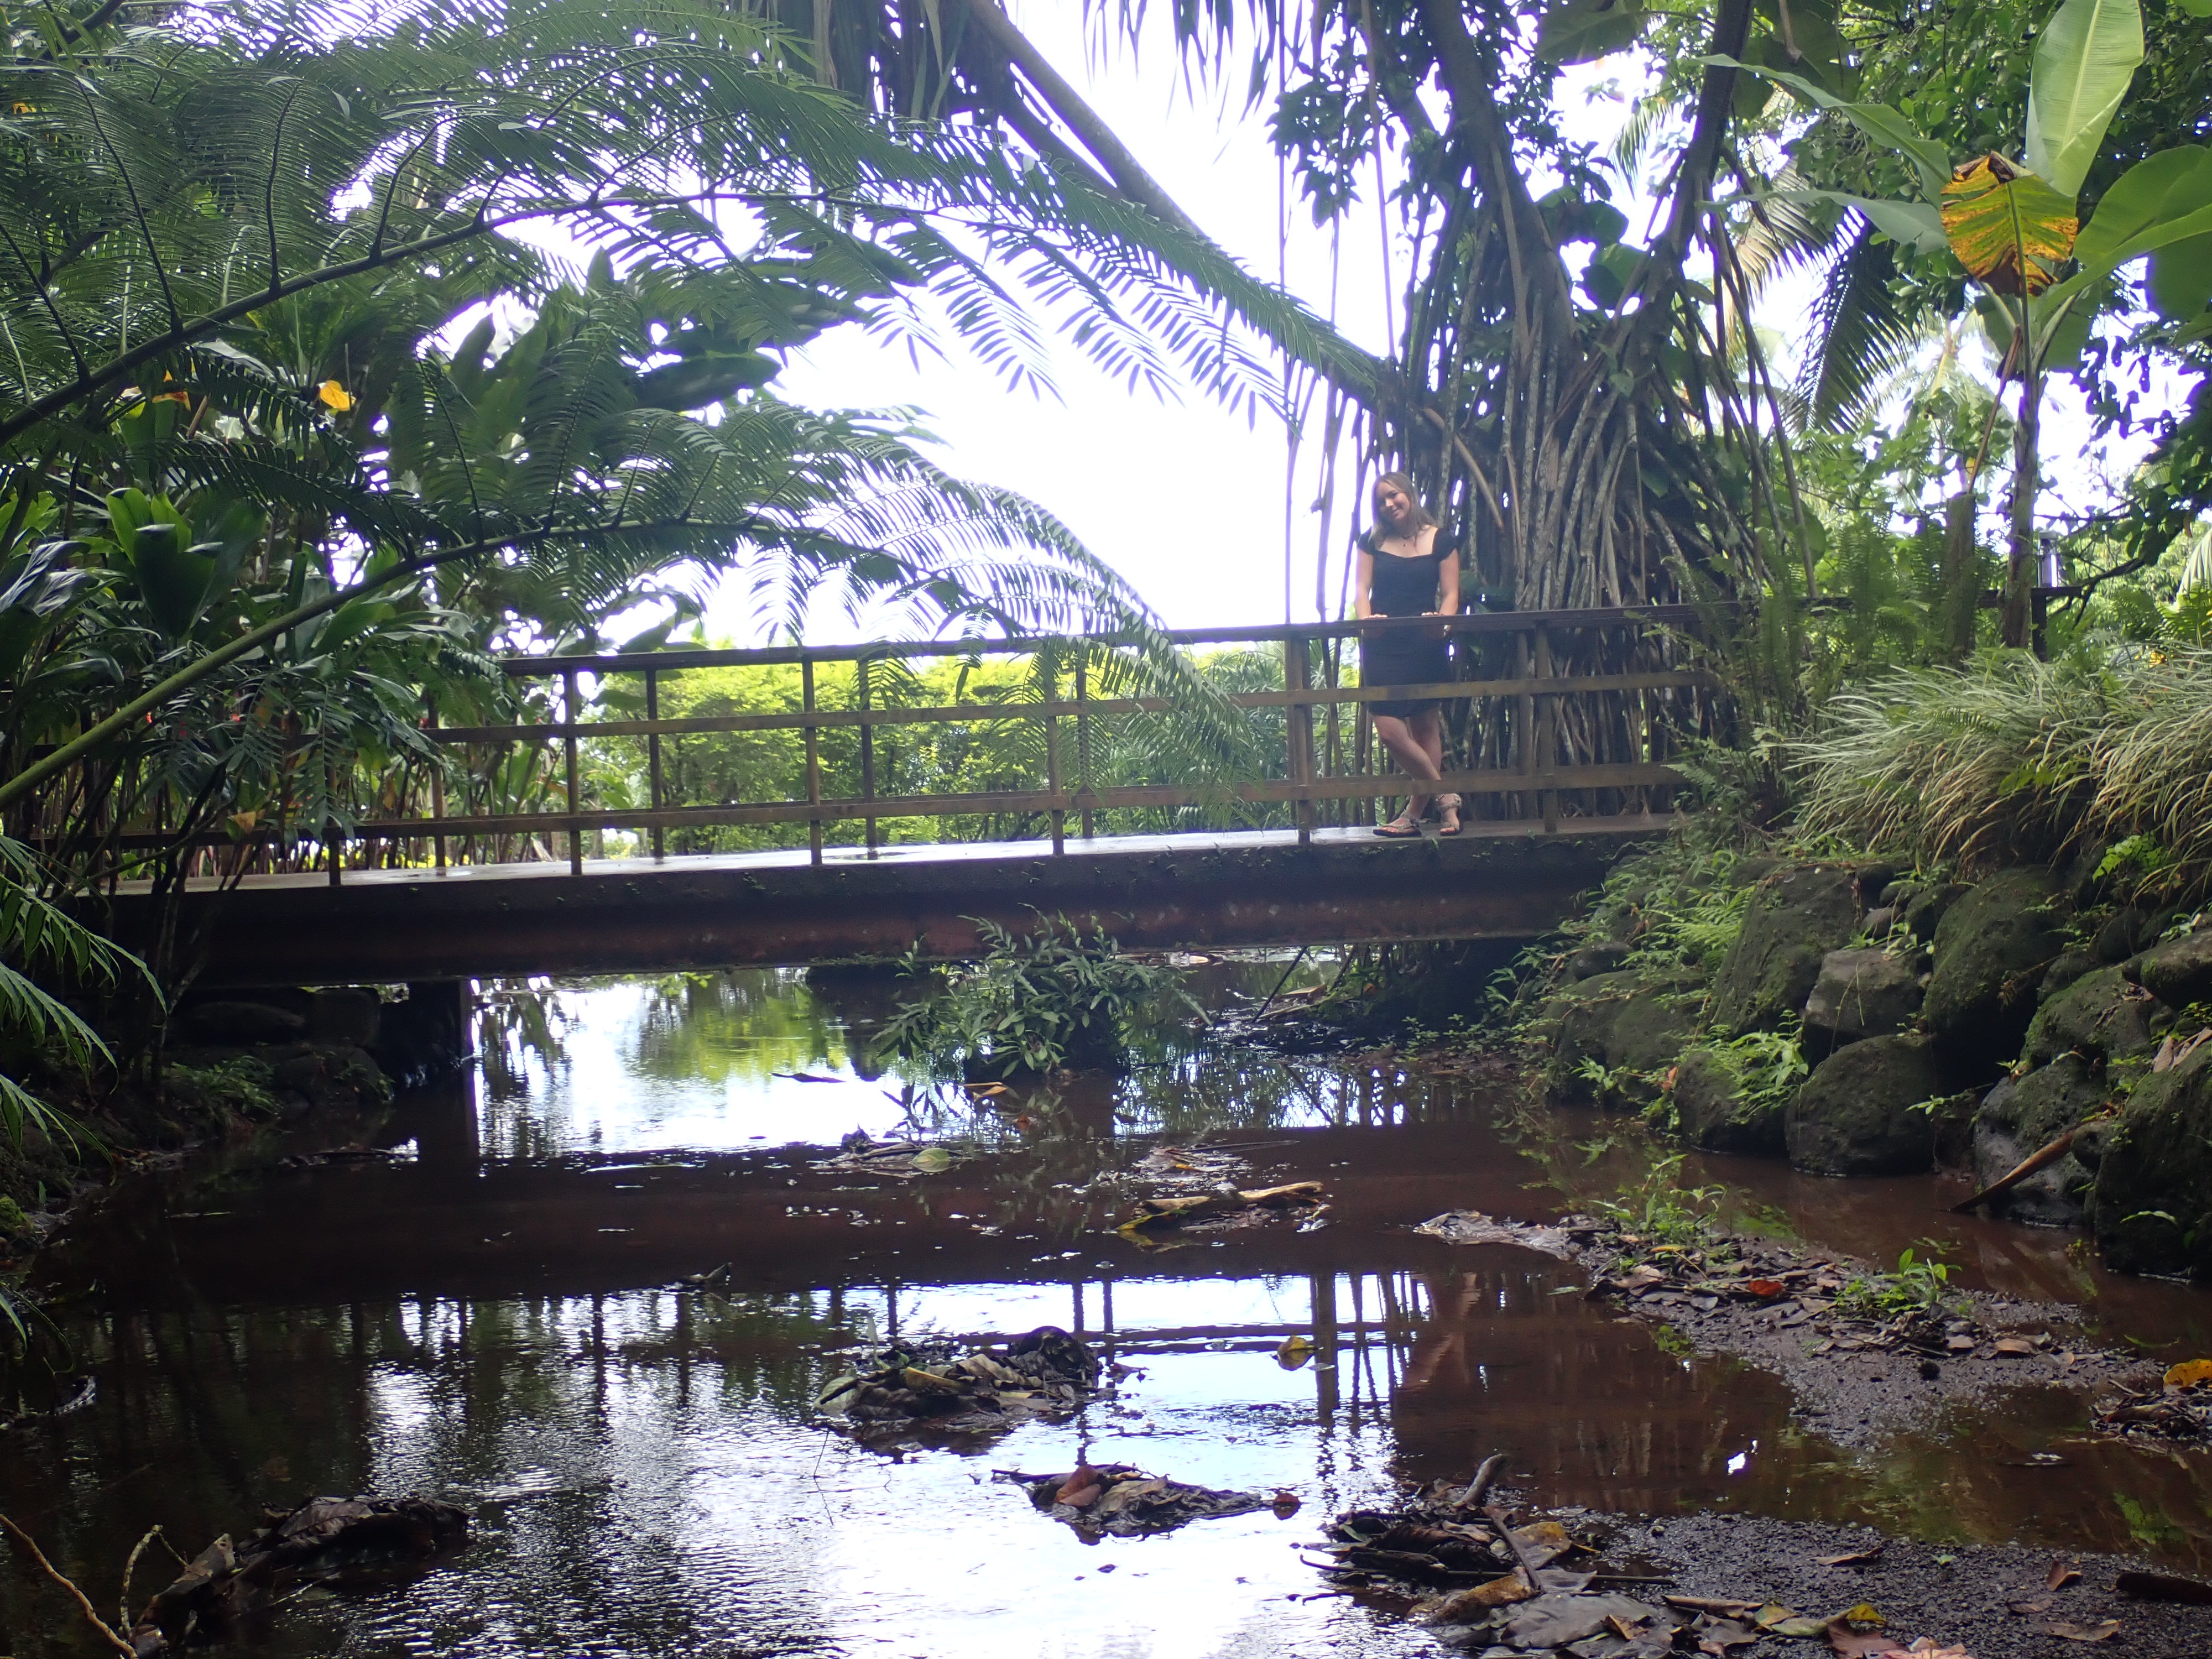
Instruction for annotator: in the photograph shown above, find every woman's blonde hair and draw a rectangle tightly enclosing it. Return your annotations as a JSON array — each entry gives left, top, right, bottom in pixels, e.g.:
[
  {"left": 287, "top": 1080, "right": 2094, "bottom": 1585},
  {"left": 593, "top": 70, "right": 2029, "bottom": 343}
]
[{"left": 1370, "top": 471, "right": 1438, "bottom": 540}]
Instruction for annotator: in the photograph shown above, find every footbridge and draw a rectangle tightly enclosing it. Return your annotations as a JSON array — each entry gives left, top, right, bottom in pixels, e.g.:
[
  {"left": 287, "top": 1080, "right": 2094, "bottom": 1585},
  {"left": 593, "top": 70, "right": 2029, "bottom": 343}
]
[{"left": 108, "top": 609, "right": 1702, "bottom": 985}]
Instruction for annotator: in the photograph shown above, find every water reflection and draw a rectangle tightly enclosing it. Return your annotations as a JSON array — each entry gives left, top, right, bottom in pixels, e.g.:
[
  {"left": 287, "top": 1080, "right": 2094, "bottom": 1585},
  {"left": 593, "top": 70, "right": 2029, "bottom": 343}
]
[
  {"left": 468, "top": 959, "right": 1465, "bottom": 1160},
  {"left": 11, "top": 964, "right": 2212, "bottom": 1657}
]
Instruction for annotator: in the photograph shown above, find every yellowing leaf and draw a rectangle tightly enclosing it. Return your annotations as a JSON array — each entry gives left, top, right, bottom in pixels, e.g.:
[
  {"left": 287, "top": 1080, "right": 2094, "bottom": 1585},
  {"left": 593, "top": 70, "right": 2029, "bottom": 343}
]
[
  {"left": 1941, "top": 154, "right": 2079, "bottom": 294},
  {"left": 1276, "top": 1334, "right": 1314, "bottom": 1369},
  {"left": 317, "top": 379, "right": 354, "bottom": 411},
  {"left": 2163, "top": 1357, "right": 2212, "bottom": 1390},
  {"left": 912, "top": 1146, "right": 952, "bottom": 1173}
]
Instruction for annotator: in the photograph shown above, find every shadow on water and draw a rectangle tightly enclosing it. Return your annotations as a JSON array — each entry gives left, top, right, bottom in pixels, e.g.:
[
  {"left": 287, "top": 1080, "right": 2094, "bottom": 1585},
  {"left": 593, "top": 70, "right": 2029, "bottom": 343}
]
[{"left": 8, "top": 961, "right": 2212, "bottom": 1655}]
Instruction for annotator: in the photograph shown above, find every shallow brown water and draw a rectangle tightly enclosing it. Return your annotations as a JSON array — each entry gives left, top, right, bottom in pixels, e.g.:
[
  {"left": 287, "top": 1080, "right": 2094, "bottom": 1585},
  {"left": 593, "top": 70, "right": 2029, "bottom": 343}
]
[{"left": 6, "top": 964, "right": 2212, "bottom": 1656}]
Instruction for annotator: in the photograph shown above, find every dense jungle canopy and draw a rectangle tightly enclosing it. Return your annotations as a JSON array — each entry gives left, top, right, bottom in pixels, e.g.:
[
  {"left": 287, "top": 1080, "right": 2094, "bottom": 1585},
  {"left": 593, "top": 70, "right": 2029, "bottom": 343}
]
[{"left": 0, "top": 0, "right": 2208, "bottom": 1145}]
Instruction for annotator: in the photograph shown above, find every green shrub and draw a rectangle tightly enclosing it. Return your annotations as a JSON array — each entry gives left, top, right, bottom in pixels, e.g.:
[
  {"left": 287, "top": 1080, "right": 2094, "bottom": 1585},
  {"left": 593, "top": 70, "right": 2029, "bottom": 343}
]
[{"left": 873, "top": 915, "right": 1198, "bottom": 1078}]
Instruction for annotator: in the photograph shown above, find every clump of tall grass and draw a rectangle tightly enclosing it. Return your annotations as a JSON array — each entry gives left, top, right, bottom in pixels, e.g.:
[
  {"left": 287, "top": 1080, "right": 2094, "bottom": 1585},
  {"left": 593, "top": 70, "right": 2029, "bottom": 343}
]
[{"left": 1794, "top": 646, "right": 2212, "bottom": 893}]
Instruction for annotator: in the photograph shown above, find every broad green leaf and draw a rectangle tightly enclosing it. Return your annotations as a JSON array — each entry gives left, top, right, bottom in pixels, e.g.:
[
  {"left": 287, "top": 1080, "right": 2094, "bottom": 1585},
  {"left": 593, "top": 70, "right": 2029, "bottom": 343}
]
[
  {"left": 2150, "top": 234, "right": 2212, "bottom": 321},
  {"left": 1536, "top": 0, "right": 1646, "bottom": 64},
  {"left": 124, "top": 524, "right": 219, "bottom": 639},
  {"left": 2177, "top": 0, "right": 2212, "bottom": 15},
  {"left": 1778, "top": 189, "right": 1949, "bottom": 254},
  {"left": 2025, "top": 0, "right": 2144, "bottom": 199},
  {"left": 1704, "top": 58, "right": 1951, "bottom": 201},
  {"left": 2074, "top": 145, "right": 2212, "bottom": 270},
  {"left": 1940, "top": 154, "right": 2078, "bottom": 294}
]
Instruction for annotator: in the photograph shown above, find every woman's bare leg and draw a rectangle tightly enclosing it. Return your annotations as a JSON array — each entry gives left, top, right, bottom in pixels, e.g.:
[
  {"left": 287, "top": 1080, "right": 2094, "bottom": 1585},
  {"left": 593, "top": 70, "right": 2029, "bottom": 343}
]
[
  {"left": 1372, "top": 712, "right": 1442, "bottom": 823},
  {"left": 1412, "top": 707, "right": 1457, "bottom": 830}
]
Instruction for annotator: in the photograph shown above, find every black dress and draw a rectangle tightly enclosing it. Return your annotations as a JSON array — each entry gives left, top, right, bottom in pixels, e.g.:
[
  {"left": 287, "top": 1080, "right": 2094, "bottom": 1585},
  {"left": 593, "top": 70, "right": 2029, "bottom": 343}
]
[{"left": 1360, "top": 532, "right": 1453, "bottom": 716}]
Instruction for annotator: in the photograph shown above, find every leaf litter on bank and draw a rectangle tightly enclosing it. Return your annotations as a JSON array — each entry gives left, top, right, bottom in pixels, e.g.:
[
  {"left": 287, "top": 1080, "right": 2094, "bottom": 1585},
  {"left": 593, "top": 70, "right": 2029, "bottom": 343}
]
[{"left": 1309, "top": 1462, "right": 2007, "bottom": 1657}]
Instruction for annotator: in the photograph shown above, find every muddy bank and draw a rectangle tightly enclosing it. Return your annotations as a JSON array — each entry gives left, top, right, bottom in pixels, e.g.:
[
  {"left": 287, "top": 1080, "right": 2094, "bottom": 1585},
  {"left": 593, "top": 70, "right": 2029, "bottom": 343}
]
[{"left": 1417, "top": 1209, "right": 2185, "bottom": 1449}]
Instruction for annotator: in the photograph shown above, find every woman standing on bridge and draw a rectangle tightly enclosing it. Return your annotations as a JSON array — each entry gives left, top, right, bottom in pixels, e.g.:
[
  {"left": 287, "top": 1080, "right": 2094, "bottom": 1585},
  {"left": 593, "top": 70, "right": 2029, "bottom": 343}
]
[{"left": 1356, "top": 473, "right": 1460, "bottom": 838}]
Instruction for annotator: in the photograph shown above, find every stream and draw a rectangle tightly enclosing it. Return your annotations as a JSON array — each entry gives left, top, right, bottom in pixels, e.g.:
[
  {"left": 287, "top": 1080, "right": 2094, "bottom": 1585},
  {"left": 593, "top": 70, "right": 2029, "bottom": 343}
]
[{"left": 6, "top": 959, "right": 2212, "bottom": 1657}]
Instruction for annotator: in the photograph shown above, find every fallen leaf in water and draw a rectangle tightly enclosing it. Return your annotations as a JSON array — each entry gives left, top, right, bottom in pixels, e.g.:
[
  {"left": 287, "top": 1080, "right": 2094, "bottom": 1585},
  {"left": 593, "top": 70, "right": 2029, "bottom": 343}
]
[
  {"left": 1818, "top": 1544, "right": 1886, "bottom": 1567},
  {"left": 2163, "top": 1358, "right": 2212, "bottom": 1390},
  {"left": 1276, "top": 1335, "right": 1314, "bottom": 1369},
  {"left": 1424, "top": 1572, "right": 1539, "bottom": 1621},
  {"left": 1991, "top": 1337, "right": 2037, "bottom": 1357},
  {"left": 2048, "top": 1559, "right": 2082, "bottom": 1590},
  {"left": 2046, "top": 1620, "right": 2121, "bottom": 1642},
  {"left": 912, "top": 1146, "right": 952, "bottom": 1173},
  {"left": 1270, "top": 1489, "right": 1301, "bottom": 1518},
  {"left": 1057, "top": 1465, "right": 1103, "bottom": 1507},
  {"left": 2116, "top": 1567, "right": 2212, "bottom": 1603},
  {"left": 774, "top": 1071, "right": 844, "bottom": 1083}
]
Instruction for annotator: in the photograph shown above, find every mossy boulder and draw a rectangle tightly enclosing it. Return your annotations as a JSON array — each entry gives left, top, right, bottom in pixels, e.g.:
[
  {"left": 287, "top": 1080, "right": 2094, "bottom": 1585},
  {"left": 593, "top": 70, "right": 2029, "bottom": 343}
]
[
  {"left": 1542, "top": 969, "right": 1643, "bottom": 1100},
  {"left": 1970, "top": 1054, "right": 2110, "bottom": 1226},
  {"left": 1923, "top": 869, "right": 2067, "bottom": 1073},
  {"left": 2091, "top": 1041, "right": 2212, "bottom": 1278},
  {"left": 1668, "top": 1046, "right": 1787, "bottom": 1156},
  {"left": 1801, "top": 947, "right": 1923, "bottom": 1050},
  {"left": 1784, "top": 1034, "right": 1944, "bottom": 1176},
  {"left": 2023, "top": 966, "right": 2156, "bottom": 1068},
  {"left": 1542, "top": 969, "right": 1700, "bottom": 1104},
  {"left": 1708, "top": 867, "right": 1864, "bottom": 1036},
  {"left": 2133, "top": 925, "right": 2212, "bottom": 1012}
]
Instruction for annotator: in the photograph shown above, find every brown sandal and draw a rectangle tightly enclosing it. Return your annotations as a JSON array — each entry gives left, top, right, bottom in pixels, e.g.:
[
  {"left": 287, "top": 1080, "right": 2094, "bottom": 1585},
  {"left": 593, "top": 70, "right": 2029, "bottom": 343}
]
[{"left": 1374, "top": 812, "right": 1424, "bottom": 838}]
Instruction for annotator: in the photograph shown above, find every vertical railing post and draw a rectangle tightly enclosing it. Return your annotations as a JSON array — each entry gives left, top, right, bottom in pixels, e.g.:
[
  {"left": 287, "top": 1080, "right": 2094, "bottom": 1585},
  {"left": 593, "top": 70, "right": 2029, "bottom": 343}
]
[
  {"left": 1044, "top": 643, "right": 1066, "bottom": 855},
  {"left": 858, "top": 656, "right": 878, "bottom": 859},
  {"left": 1533, "top": 622, "right": 1558, "bottom": 834},
  {"left": 324, "top": 757, "right": 342, "bottom": 886},
  {"left": 1514, "top": 625, "right": 1536, "bottom": 823},
  {"left": 562, "top": 668, "right": 584, "bottom": 875},
  {"left": 645, "top": 667, "right": 667, "bottom": 861},
  {"left": 802, "top": 657, "right": 823, "bottom": 865},
  {"left": 427, "top": 697, "right": 448, "bottom": 872},
  {"left": 1286, "top": 633, "right": 1315, "bottom": 846},
  {"left": 1074, "top": 655, "right": 1095, "bottom": 841}
]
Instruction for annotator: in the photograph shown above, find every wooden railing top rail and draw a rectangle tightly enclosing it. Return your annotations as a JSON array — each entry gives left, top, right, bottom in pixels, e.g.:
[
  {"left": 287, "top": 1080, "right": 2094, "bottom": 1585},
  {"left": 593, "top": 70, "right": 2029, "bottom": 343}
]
[{"left": 493, "top": 603, "right": 1720, "bottom": 678}]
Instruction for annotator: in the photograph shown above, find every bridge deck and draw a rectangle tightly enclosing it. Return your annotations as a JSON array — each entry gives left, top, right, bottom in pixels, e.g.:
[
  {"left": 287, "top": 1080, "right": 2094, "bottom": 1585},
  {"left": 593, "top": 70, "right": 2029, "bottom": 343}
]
[{"left": 132, "top": 816, "right": 1667, "bottom": 986}]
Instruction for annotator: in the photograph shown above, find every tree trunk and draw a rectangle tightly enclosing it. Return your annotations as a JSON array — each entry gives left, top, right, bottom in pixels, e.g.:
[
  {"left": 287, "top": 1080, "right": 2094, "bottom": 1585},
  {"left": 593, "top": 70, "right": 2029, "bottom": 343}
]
[{"left": 2002, "top": 365, "right": 2042, "bottom": 650}]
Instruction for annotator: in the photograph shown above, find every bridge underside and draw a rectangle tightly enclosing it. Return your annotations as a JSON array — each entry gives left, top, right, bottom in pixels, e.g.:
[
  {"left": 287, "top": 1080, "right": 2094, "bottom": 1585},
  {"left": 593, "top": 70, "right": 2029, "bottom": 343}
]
[{"left": 134, "top": 820, "right": 1663, "bottom": 987}]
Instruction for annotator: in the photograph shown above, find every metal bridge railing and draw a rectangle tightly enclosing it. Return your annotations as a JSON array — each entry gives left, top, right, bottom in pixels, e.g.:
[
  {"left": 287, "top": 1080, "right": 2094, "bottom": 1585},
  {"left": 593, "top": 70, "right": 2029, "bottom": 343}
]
[
  {"left": 372, "top": 606, "right": 1708, "bottom": 878},
  {"left": 62, "top": 607, "right": 1712, "bottom": 881}
]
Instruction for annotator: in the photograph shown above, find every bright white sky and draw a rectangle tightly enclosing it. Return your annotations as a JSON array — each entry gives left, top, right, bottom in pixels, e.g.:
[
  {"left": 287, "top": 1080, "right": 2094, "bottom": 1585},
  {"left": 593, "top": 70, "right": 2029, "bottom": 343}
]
[{"left": 703, "top": 6, "right": 2188, "bottom": 641}]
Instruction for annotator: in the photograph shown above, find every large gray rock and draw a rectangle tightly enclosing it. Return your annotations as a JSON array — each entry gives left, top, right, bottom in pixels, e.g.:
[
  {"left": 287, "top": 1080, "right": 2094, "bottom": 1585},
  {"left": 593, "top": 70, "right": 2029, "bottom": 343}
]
[
  {"left": 1971, "top": 1054, "right": 2109, "bottom": 1225},
  {"left": 1802, "top": 947, "right": 1922, "bottom": 1048},
  {"left": 310, "top": 987, "right": 381, "bottom": 1048},
  {"left": 1542, "top": 970, "right": 1644, "bottom": 1102},
  {"left": 1668, "top": 1046, "right": 1787, "bottom": 1156},
  {"left": 1785, "top": 1034, "right": 1944, "bottom": 1176},
  {"left": 2134, "top": 925, "right": 2212, "bottom": 1011},
  {"left": 2023, "top": 966, "right": 2156, "bottom": 1068},
  {"left": 1708, "top": 867, "right": 1864, "bottom": 1036},
  {"left": 1923, "top": 869, "right": 2067, "bottom": 1072},
  {"left": 2091, "top": 1041, "right": 2212, "bottom": 1278},
  {"left": 267, "top": 1044, "right": 390, "bottom": 1113},
  {"left": 1604, "top": 989, "right": 1699, "bottom": 1079}
]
